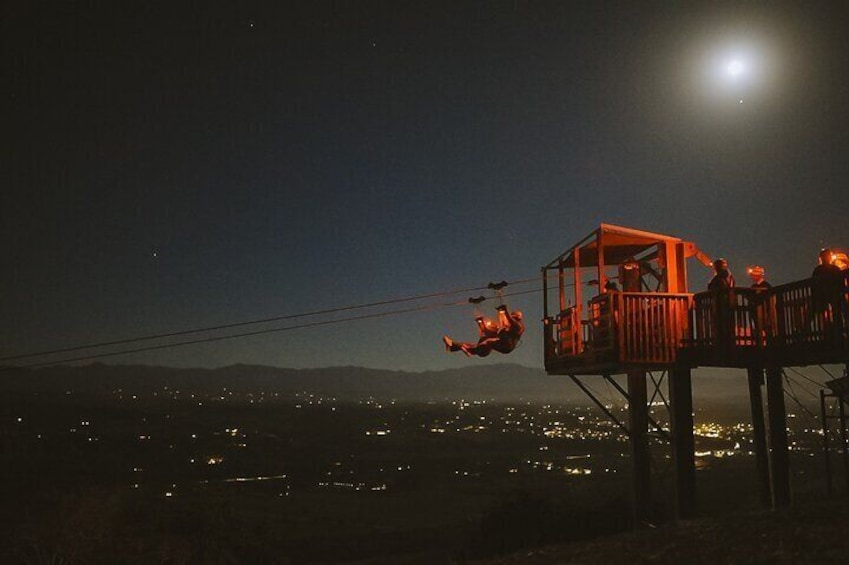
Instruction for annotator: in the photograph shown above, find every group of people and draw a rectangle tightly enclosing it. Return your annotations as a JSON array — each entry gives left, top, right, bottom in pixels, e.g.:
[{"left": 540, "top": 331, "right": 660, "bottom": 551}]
[
  {"left": 708, "top": 249, "right": 847, "bottom": 339},
  {"left": 707, "top": 248, "right": 845, "bottom": 295},
  {"left": 707, "top": 258, "right": 772, "bottom": 291}
]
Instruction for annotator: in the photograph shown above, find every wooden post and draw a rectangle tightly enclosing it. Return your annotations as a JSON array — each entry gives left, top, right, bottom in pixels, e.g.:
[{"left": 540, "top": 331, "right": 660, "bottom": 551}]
[
  {"left": 747, "top": 367, "right": 771, "bottom": 507},
  {"left": 838, "top": 396, "right": 849, "bottom": 493},
  {"left": 598, "top": 230, "right": 606, "bottom": 291},
  {"left": 662, "top": 242, "right": 675, "bottom": 293},
  {"left": 765, "top": 366, "right": 791, "bottom": 507},
  {"left": 669, "top": 368, "right": 696, "bottom": 518},
  {"left": 821, "top": 389, "right": 833, "bottom": 495},
  {"left": 573, "top": 247, "right": 582, "bottom": 354},
  {"left": 674, "top": 242, "right": 689, "bottom": 293},
  {"left": 573, "top": 247, "right": 582, "bottom": 312},
  {"left": 627, "top": 370, "right": 651, "bottom": 525},
  {"left": 558, "top": 262, "right": 565, "bottom": 313}
]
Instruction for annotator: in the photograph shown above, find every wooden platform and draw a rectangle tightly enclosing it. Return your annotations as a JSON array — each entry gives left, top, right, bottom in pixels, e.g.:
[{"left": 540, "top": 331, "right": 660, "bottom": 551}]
[{"left": 545, "top": 275, "right": 849, "bottom": 374}]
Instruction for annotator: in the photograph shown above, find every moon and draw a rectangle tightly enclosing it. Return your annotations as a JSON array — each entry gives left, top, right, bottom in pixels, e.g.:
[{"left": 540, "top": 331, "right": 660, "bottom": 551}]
[{"left": 727, "top": 60, "right": 744, "bottom": 77}]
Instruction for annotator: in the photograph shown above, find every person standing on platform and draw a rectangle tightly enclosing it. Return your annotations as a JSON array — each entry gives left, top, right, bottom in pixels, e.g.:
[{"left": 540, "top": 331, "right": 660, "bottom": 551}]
[
  {"left": 748, "top": 265, "right": 771, "bottom": 290},
  {"left": 708, "top": 258, "right": 736, "bottom": 349},
  {"left": 811, "top": 249, "right": 845, "bottom": 344},
  {"left": 708, "top": 258, "right": 736, "bottom": 291},
  {"left": 748, "top": 265, "right": 772, "bottom": 346}
]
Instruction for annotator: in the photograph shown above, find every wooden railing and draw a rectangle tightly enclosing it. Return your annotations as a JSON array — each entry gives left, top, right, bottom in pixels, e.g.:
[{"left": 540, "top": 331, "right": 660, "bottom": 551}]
[
  {"left": 617, "top": 293, "right": 692, "bottom": 365},
  {"left": 547, "top": 293, "right": 692, "bottom": 367},
  {"left": 685, "top": 272, "right": 848, "bottom": 365},
  {"left": 689, "top": 288, "right": 766, "bottom": 351},
  {"left": 587, "top": 294, "right": 616, "bottom": 354},
  {"left": 545, "top": 272, "right": 848, "bottom": 371},
  {"left": 767, "top": 273, "right": 849, "bottom": 349},
  {"left": 553, "top": 306, "right": 582, "bottom": 357}
]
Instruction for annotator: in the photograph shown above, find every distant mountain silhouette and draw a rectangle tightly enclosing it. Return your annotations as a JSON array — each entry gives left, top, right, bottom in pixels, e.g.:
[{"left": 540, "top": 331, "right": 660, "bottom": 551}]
[{"left": 0, "top": 363, "right": 752, "bottom": 403}]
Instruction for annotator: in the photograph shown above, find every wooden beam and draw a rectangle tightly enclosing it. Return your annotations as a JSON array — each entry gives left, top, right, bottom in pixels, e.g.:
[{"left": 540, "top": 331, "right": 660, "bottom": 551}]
[
  {"left": 558, "top": 262, "right": 565, "bottom": 312},
  {"left": 573, "top": 245, "right": 582, "bottom": 309},
  {"left": 675, "top": 242, "right": 689, "bottom": 293},
  {"left": 747, "top": 367, "right": 771, "bottom": 508},
  {"left": 574, "top": 246, "right": 582, "bottom": 354},
  {"left": 603, "top": 375, "right": 669, "bottom": 441},
  {"left": 765, "top": 366, "right": 791, "bottom": 507},
  {"left": 627, "top": 370, "right": 651, "bottom": 526},
  {"left": 669, "top": 368, "right": 696, "bottom": 519},
  {"left": 598, "top": 229, "right": 606, "bottom": 291},
  {"left": 569, "top": 375, "right": 630, "bottom": 436},
  {"left": 820, "top": 389, "right": 833, "bottom": 495}
]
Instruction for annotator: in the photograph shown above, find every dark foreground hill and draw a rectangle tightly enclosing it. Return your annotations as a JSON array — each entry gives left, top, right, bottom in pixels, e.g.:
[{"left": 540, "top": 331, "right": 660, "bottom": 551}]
[
  {"left": 472, "top": 499, "right": 849, "bottom": 565},
  {"left": 0, "top": 362, "right": 754, "bottom": 403}
]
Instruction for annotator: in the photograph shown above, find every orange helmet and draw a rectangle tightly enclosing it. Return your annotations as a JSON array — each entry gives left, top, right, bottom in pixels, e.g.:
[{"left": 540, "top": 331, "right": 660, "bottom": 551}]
[
  {"left": 832, "top": 251, "right": 849, "bottom": 270},
  {"left": 747, "top": 265, "right": 765, "bottom": 277}
]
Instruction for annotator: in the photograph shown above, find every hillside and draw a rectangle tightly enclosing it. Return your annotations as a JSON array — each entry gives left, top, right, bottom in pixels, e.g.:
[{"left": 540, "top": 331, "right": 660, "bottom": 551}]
[{"left": 474, "top": 500, "right": 849, "bottom": 565}]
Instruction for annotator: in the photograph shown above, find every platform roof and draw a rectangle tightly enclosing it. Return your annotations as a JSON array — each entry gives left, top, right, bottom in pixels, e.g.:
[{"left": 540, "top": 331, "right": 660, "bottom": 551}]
[{"left": 544, "top": 223, "right": 682, "bottom": 269}]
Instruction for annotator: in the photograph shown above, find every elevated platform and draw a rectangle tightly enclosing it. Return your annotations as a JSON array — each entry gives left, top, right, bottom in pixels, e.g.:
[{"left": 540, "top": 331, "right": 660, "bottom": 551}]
[
  {"left": 681, "top": 277, "right": 849, "bottom": 369},
  {"left": 544, "top": 292, "right": 692, "bottom": 375},
  {"left": 541, "top": 223, "right": 846, "bottom": 521},
  {"left": 542, "top": 224, "right": 848, "bottom": 375},
  {"left": 546, "top": 278, "right": 848, "bottom": 375}
]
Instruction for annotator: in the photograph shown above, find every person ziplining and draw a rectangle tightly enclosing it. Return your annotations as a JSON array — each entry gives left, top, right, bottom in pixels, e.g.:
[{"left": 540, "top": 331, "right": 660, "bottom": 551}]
[
  {"left": 442, "top": 281, "right": 525, "bottom": 357},
  {"left": 443, "top": 304, "right": 525, "bottom": 357}
]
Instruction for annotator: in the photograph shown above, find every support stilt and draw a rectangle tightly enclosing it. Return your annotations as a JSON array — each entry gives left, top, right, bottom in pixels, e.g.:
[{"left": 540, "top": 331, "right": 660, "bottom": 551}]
[
  {"left": 669, "top": 368, "right": 696, "bottom": 519},
  {"left": 765, "top": 366, "right": 791, "bottom": 507},
  {"left": 820, "top": 388, "right": 833, "bottom": 495},
  {"left": 627, "top": 370, "right": 651, "bottom": 525},
  {"left": 839, "top": 396, "right": 849, "bottom": 494},
  {"left": 746, "top": 367, "right": 771, "bottom": 507}
]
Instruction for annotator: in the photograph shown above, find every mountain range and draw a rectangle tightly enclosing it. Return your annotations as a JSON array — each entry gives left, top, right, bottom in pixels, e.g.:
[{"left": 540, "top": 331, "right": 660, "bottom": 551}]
[{"left": 0, "top": 363, "right": 755, "bottom": 404}]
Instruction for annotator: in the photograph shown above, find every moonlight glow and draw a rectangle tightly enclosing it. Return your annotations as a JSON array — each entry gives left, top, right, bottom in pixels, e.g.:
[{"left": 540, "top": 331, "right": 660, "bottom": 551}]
[{"left": 727, "top": 59, "right": 744, "bottom": 77}]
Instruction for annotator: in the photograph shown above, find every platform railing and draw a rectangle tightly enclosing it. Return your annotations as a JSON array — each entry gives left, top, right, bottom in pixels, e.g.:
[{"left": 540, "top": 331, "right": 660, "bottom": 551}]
[
  {"left": 546, "top": 272, "right": 848, "bottom": 370},
  {"left": 767, "top": 272, "right": 849, "bottom": 350},
  {"left": 552, "top": 306, "right": 582, "bottom": 358},
  {"left": 547, "top": 292, "right": 692, "bottom": 367},
  {"left": 587, "top": 294, "right": 616, "bottom": 354},
  {"left": 684, "top": 272, "right": 848, "bottom": 365},
  {"left": 689, "top": 288, "right": 766, "bottom": 351},
  {"left": 617, "top": 293, "right": 692, "bottom": 365}
]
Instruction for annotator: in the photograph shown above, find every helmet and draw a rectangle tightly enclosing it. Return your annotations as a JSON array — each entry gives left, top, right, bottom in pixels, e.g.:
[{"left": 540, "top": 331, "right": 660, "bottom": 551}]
[
  {"left": 832, "top": 251, "right": 849, "bottom": 270},
  {"left": 512, "top": 311, "right": 524, "bottom": 320},
  {"left": 713, "top": 258, "right": 728, "bottom": 270},
  {"left": 820, "top": 248, "right": 835, "bottom": 265},
  {"left": 747, "top": 265, "right": 765, "bottom": 277}
]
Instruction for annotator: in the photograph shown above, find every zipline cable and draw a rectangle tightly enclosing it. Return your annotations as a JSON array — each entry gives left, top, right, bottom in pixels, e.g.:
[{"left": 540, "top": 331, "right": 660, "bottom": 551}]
[
  {"left": 2, "top": 274, "right": 558, "bottom": 364},
  {"left": 782, "top": 372, "right": 818, "bottom": 421},
  {"left": 785, "top": 366, "right": 826, "bottom": 390},
  {"left": 818, "top": 364, "right": 837, "bottom": 380},
  {"left": 8, "top": 287, "right": 543, "bottom": 369},
  {"left": 781, "top": 370, "right": 819, "bottom": 399}
]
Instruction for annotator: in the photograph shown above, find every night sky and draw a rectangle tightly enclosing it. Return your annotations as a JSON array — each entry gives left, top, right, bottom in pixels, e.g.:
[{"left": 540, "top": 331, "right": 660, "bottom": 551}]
[{"left": 3, "top": 1, "right": 848, "bottom": 371}]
